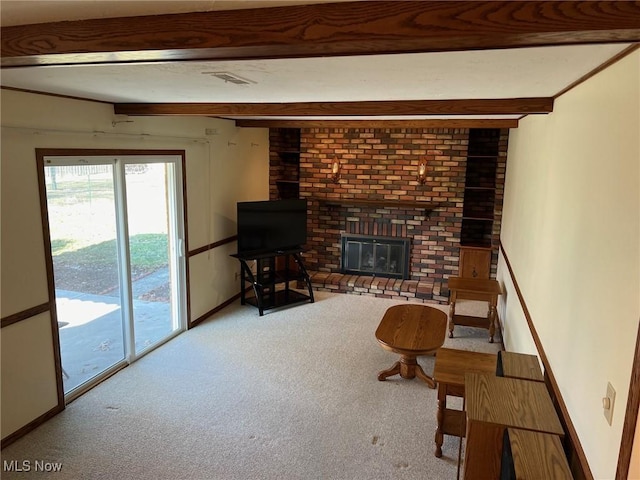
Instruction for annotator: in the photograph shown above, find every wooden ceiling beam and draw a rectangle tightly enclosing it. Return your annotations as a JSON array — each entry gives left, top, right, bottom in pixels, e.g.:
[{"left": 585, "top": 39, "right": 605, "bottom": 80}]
[
  {"left": 3, "top": 1, "right": 640, "bottom": 67},
  {"left": 114, "top": 98, "right": 552, "bottom": 117},
  {"left": 234, "top": 119, "right": 520, "bottom": 128}
]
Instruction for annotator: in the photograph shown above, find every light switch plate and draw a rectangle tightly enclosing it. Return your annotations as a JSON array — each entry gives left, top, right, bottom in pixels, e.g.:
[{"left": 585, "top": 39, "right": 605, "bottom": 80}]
[{"left": 603, "top": 382, "right": 616, "bottom": 425}]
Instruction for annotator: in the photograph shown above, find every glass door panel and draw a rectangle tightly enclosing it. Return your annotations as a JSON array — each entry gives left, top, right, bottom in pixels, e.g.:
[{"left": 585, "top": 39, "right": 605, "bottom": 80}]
[
  {"left": 45, "top": 162, "right": 126, "bottom": 393},
  {"left": 124, "top": 163, "right": 181, "bottom": 355}
]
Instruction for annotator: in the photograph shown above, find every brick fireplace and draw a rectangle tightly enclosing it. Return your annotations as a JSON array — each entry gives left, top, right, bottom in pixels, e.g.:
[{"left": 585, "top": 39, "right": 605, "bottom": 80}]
[{"left": 269, "top": 127, "right": 508, "bottom": 303}]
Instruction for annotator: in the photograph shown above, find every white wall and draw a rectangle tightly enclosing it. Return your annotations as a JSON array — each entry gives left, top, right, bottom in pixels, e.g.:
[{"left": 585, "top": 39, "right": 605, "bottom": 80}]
[
  {"left": 1, "top": 89, "right": 269, "bottom": 440},
  {"left": 0, "top": 313, "right": 59, "bottom": 436},
  {"left": 498, "top": 51, "right": 640, "bottom": 478},
  {"left": 496, "top": 254, "right": 539, "bottom": 359}
]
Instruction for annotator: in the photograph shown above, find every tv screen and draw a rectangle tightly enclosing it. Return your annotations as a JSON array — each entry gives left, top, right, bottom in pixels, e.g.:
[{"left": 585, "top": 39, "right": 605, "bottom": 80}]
[{"left": 237, "top": 199, "right": 308, "bottom": 255}]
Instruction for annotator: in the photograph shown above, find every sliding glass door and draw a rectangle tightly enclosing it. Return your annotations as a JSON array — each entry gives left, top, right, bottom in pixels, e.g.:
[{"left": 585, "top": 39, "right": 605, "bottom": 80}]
[{"left": 43, "top": 155, "right": 186, "bottom": 397}]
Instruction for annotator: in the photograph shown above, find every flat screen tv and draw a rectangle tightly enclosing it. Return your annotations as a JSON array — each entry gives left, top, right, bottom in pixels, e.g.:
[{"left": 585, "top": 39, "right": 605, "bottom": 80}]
[{"left": 236, "top": 199, "right": 308, "bottom": 256}]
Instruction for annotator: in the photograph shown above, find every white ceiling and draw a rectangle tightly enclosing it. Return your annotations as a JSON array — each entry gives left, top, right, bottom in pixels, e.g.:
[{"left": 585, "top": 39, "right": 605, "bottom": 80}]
[{"left": 0, "top": 1, "right": 634, "bottom": 121}]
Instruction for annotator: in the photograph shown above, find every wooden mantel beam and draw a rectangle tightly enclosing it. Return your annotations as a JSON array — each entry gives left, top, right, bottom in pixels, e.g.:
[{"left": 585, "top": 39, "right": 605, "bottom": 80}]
[
  {"left": 3, "top": 1, "right": 640, "bottom": 67},
  {"left": 114, "top": 98, "right": 552, "bottom": 117},
  {"left": 234, "top": 119, "right": 520, "bottom": 129}
]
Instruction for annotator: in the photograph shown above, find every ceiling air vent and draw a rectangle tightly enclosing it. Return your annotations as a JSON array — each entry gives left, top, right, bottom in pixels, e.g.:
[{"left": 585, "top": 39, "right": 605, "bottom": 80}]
[{"left": 204, "top": 72, "right": 255, "bottom": 85}]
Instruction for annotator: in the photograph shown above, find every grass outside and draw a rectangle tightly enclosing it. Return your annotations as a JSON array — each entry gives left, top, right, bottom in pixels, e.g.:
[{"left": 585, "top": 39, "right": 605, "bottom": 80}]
[
  {"left": 53, "top": 234, "right": 169, "bottom": 296},
  {"left": 47, "top": 167, "right": 171, "bottom": 299}
]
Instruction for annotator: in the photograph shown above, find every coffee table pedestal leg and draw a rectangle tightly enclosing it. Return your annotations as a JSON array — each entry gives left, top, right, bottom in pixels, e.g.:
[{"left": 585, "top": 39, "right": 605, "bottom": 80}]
[
  {"left": 377, "top": 355, "right": 436, "bottom": 388},
  {"left": 377, "top": 361, "right": 401, "bottom": 381}
]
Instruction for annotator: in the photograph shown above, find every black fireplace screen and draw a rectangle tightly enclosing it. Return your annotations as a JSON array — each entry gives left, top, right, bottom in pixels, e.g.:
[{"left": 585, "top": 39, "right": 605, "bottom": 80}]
[{"left": 341, "top": 234, "right": 410, "bottom": 279}]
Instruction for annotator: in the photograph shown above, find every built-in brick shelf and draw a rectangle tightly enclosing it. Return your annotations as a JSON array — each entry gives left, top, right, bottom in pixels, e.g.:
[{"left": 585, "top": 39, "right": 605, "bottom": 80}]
[{"left": 307, "top": 271, "right": 448, "bottom": 304}]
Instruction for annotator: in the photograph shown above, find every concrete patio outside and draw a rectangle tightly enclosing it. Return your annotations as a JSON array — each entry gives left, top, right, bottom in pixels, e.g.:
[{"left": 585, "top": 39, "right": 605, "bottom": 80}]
[{"left": 56, "top": 267, "right": 180, "bottom": 392}]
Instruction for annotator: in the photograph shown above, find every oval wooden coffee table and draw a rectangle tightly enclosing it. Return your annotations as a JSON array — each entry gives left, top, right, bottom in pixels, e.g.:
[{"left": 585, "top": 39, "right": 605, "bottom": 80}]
[{"left": 375, "top": 304, "right": 448, "bottom": 388}]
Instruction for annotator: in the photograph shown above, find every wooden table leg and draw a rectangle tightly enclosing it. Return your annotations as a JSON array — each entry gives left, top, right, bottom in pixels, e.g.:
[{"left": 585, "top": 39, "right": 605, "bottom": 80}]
[
  {"left": 379, "top": 356, "right": 418, "bottom": 381},
  {"left": 378, "top": 356, "right": 436, "bottom": 388},
  {"left": 377, "top": 361, "right": 401, "bottom": 381},
  {"left": 448, "top": 291, "right": 457, "bottom": 338},
  {"left": 488, "top": 301, "right": 497, "bottom": 343},
  {"left": 401, "top": 355, "right": 436, "bottom": 388},
  {"left": 435, "top": 384, "right": 446, "bottom": 457},
  {"left": 414, "top": 364, "right": 436, "bottom": 388},
  {"left": 399, "top": 355, "right": 418, "bottom": 379}
]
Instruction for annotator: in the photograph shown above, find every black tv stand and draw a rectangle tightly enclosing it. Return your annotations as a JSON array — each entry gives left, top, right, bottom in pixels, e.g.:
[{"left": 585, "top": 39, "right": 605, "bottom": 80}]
[{"left": 231, "top": 249, "right": 314, "bottom": 316}]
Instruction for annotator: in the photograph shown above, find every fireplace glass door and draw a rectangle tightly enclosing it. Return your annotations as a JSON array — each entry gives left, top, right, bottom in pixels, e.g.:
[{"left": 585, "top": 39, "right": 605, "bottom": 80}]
[{"left": 341, "top": 235, "right": 410, "bottom": 279}]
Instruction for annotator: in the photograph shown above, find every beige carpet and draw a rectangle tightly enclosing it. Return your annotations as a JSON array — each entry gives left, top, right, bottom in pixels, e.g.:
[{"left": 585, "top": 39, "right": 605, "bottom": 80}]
[{"left": 1, "top": 292, "right": 501, "bottom": 479}]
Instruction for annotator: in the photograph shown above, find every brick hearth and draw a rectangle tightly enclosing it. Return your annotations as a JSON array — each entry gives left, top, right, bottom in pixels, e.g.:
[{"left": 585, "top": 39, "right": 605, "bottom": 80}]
[{"left": 307, "top": 271, "right": 448, "bottom": 304}]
